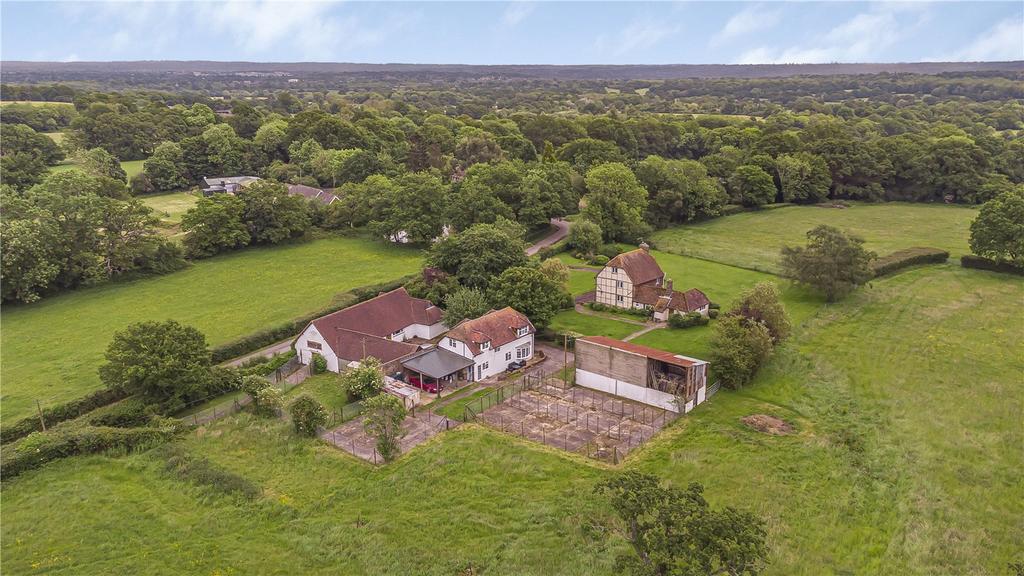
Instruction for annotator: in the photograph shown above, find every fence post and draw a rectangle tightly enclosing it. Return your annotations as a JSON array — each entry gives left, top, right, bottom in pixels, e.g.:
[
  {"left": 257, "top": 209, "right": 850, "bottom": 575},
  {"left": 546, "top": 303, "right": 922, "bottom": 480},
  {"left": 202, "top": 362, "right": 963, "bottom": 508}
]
[
  {"left": 193, "top": 414, "right": 198, "bottom": 426},
  {"left": 373, "top": 448, "right": 378, "bottom": 465}
]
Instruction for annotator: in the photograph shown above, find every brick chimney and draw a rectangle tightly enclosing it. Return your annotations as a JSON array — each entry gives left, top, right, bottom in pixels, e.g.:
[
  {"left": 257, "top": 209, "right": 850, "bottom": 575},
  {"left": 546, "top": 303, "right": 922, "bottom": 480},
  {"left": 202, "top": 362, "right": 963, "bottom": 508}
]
[
  {"left": 665, "top": 279, "right": 673, "bottom": 294},
  {"left": 639, "top": 240, "right": 650, "bottom": 252}
]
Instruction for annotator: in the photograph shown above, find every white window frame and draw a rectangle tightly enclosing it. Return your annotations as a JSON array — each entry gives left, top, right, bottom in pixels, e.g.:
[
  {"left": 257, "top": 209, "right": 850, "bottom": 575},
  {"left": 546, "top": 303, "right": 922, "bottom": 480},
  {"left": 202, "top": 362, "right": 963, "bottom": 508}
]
[
  {"left": 449, "top": 338, "right": 457, "bottom": 348},
  {"left": 480, "top": 341, "right": 490, "bottom": 351},
  {"left": 505, "top": 352, "right": 512, "bottom": 361},
  {"left": 516, "top": 326, "right": 529, "bottom": 337},
  {"left": 517, "top": 345, "right": 531, "bottom": 359}
]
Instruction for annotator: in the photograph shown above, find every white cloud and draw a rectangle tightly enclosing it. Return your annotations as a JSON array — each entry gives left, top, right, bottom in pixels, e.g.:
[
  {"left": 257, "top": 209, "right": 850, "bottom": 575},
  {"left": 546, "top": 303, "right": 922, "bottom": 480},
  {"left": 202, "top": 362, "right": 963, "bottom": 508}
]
[
  {"left": 711, "top": 5, "right": 781, "bottom": 47},
  {"left": 598, "top": 18, "right": 680, "bottom": 57},
  {"left": 736, "top": 4, "right": 929, "bottom": 64},
  {"left": 501, "top": 2, "right": 535, "bottom": 28},
  {"left": 948, "top": 18, "right": 1024, "bottom": 62}
]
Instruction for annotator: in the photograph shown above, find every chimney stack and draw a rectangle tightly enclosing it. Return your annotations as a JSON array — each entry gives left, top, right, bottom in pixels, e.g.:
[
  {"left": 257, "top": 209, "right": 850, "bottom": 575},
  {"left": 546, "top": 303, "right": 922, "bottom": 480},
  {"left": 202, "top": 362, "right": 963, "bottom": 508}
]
[
  {"left": 639, "top": 240, "right": 650, "bottom": 252},
  {"left": 666, "top": 279, "right": 673, "bottom": 293}
]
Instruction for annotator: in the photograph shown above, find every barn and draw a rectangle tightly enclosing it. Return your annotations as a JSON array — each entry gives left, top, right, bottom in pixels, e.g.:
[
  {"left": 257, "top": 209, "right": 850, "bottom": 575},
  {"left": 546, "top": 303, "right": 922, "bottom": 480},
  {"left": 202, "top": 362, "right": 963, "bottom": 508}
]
[{"left": 574, "top": 336, "right": 708, "bottom": 413}]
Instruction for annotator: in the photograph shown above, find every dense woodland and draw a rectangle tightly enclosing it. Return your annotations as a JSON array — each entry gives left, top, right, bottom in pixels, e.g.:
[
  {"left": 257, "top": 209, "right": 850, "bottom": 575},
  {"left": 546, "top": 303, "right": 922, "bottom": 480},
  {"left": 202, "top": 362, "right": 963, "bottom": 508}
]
[{"left": 2, "top": 70, "right": 1022, "bottom": 303}]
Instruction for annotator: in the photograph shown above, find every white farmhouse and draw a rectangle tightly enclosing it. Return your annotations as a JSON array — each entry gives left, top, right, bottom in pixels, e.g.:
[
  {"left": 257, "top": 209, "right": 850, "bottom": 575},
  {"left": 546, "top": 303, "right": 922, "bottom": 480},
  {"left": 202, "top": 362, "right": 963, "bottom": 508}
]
[
  {"left": 442, "top": 308, "right": 535, "bottom": 381},
  {"left": 293, "top": 288, "right": 446, "bottom": 373}
]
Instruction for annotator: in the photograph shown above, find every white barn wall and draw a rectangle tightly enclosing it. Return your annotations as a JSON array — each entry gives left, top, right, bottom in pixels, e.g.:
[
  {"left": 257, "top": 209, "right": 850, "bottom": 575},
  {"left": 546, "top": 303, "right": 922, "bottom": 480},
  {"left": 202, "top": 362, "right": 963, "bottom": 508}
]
[
  {"left": 295, "top": 325, "right": 341, "bottom": 372},
  {"left": 575, "top": 368, "right": 708, "bottom": 413}
]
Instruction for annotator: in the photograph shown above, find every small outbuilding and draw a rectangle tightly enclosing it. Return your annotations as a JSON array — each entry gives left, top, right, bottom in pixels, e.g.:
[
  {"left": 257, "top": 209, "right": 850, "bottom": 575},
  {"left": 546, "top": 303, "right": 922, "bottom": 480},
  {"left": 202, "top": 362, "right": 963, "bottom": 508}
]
[
  {"left": 574, "top": 336, "right": 708, "bottom": 413},
  {"left": 399, "top": 347, "right": 476, "bottom": 396}
]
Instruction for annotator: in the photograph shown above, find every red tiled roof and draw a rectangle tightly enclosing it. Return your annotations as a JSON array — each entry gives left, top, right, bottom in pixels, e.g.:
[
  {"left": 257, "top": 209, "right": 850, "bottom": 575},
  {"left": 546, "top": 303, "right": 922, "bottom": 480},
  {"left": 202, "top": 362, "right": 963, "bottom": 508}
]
[
  {"left": 446, "top": 307, "right": 534, "bottom": 356},
  {"left": 606, "top": 249, "right": 664, "bottom": 286},
  {"left": 310, "top": 288, "right": 442, "bottom": 340},
  {"left": 577, "top": 336, "right": 707, "bottom": 368},
  {"left": 323, "top": 328, "right": 419, "bottom": 365},
  {"left": 633, "top": 285, "right": 710, "bottom": 313}
]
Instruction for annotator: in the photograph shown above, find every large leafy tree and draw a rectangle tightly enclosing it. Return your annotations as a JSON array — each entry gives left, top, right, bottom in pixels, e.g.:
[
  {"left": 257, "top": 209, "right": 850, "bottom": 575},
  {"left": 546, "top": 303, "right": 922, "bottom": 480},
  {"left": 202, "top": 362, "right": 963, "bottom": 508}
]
[
  {"left": 79, "top": 147, "right": 127, "bottom": 183},
  {"left": 776, "top": 152, "right": 831, "bottom": 203},
  {"left": 235, "top": 180, "right": 311, "bottom": 244},
  {"left": 144, "top": 141, "right": 189, "bottom": 191},
  {"left": 0, "top": 217, "right": 61, "bottom": 303},
  {"left": 488, "top": 265, "right": 567, "bottom": 329},
  {"left": 635, "top": 156, "right": 727, "bottom": 227},
  {"left": 442, "top": 287, "right": 490, "bottom": 327},
  {"left": 709, "top": 314, "right": 774, "bottom": 389},
  {"left": 728, "top": 164, "right": 777, "bottom": 207},
  {"left": 781, "top": 225, "right": 875, "bottom": 302},
  {"left": 372, "top": 171, "right": 447, "bottom": 244},
  {"left": 568, "top": 219, "right": 603, "bottom": 257},
  {"left": 427, "top": 222, "right": 527, "bottom": 289},
  {"left": 581, "top": 162, "right": 649, "bottom": 242},
  {"left": 181, "top": 194, "right": 251, "bottom": 258},
  {"left": 969, "top": 189, "right": 1024, "bottom": 265},
  {"left": 99, "top": 320, "right": 213, "bottom": 408},
  {"left": 446, "top": 177, "right": 514, "bottom": 232},
  {"left": 595, "top": 471, "right": 768, "bottom": 576},
  {"left": 731, "top": 282, "right": 791, "bottom": 343},
  {"left": 556, "top": 138, "right": 626, "bottom": 175}
]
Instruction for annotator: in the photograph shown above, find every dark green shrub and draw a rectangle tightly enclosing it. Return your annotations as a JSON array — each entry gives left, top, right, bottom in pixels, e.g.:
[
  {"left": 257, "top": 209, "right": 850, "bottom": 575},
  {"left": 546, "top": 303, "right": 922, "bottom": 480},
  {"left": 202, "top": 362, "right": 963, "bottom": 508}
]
[
  {"left": 590, "top": 255, "right": 610, "bottom": 266},
  {"left": 709, "top": 302, "right": 721, "bottom": 310},
  {"left": 537, "top": 239, "right": 570, "bottom": 260},
  {"left": 598, "top": 244, "right": 622, "bottom": 259},
  {"left": 961, "top": 254, "right": 1024, "bottom": 276},
  {"left": 161, "top": 445, "right": 261, "bottom": 500},
  {"left": 289, "top": 395, "right": 327, "bottom": 437},
  {"left": 668, "top": 311, "right": 709, "bottom": 329},
  {"left": 871, "top": 247, "right": 949, "bottom": 277},
  {"left": 0, "top": 387, "right": 131, "bottom": 444},
  {"left": 708, "top": 309, "right": 720, "bottom": 319},
  {"left": 2, "top": 425, "right": 174, "bottom": 480},
  {"left": 312, "top": 354, "right": 328, "bottom": 374}
]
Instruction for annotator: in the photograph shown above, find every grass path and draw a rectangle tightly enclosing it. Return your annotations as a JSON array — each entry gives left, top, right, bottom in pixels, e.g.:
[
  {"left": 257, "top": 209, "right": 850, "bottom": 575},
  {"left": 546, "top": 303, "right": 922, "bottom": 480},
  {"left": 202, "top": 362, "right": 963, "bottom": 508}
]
[{"left": 1, "top": 237, "right": 422, "bottom": 421}]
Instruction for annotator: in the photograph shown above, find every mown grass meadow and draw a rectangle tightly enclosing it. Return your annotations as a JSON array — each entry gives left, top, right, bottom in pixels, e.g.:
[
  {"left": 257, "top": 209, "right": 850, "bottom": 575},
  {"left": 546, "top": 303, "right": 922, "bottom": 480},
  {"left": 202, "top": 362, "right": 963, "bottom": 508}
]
[{"left": 1, "top": 237, "right": 422, "bottom": 421}]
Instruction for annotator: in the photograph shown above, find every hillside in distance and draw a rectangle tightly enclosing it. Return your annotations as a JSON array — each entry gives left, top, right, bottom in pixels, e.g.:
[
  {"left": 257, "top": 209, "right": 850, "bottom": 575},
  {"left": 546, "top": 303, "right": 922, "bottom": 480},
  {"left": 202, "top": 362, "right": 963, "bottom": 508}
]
[{"left": 3, "top": 59, "right": 1023, "bottom": 81}]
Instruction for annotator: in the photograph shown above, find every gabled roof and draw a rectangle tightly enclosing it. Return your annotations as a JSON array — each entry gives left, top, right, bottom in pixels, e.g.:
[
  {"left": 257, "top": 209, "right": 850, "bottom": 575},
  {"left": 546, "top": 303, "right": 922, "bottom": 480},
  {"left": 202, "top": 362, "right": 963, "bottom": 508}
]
[
  {"left": 287, "top": 184, "right": 324, "bottom": 200},
  {"left": 401, "top": 347, "right": 475, "bottom": 379},
  {"left": 446, "top": 307, "right": 534, "bottom": 356},
  {"left": 634, "top": 286, "right": 710, "bottom": 313},
  {"left": 310, "top": 287, "right": 443, "bottom": 340},
  {"left": 577, "top": 335, "right": 707, "bottom": 368},
  {"left": 322, "top": 328, "right": 419, "bottom": 365},
  {"left": 606, "top": 249, "right": 664, "bottom": 286}
]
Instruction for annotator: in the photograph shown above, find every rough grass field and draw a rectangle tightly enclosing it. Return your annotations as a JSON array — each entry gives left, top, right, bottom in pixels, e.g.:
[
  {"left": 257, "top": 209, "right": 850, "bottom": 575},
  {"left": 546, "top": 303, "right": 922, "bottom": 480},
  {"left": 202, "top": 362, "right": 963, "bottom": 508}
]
[
  {"left": 3, "top": 265, "right": 1019, "bottom": 575},
  {"left": 0, "top": 237, "right": 422, "bottom": 421},
  {"left": 282, "top": 372, "right": 351, "bottom": 412},
  {"left": 48, "top": 158, "right": 146, "bottom": 179},
  {"left": 651, "top": 203, "right": 977, "bottom": 273},
  {"left": 141, "top": 191, "right": 199, "bottom": 224},
  {"left": 549, "top": 310, "right": 639, "bottom": 340}
]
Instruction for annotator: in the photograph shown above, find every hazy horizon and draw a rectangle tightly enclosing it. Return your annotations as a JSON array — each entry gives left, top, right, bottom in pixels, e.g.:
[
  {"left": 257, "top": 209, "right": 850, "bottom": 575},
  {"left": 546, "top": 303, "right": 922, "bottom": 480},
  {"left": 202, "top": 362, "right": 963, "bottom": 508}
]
[{"left": 2, "top": 1, "right": 1022, "bottom": 66}]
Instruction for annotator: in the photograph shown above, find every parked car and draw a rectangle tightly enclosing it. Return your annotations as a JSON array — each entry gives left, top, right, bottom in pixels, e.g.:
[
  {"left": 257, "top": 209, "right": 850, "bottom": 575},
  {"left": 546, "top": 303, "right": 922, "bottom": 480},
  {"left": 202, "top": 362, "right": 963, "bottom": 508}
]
[
  {"left": 408, "top": 375, "right": 439, "bottom": 394},
  {"left": 507, "top": 360, "right": 526, "bottom": 372}
]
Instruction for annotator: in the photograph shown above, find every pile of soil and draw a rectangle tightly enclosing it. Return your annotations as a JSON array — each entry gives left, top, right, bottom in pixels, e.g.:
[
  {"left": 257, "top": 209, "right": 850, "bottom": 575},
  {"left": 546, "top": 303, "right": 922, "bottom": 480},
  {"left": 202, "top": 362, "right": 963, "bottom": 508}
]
[{"left": 741, "top": 414, "right": 794, "bottom": 435}]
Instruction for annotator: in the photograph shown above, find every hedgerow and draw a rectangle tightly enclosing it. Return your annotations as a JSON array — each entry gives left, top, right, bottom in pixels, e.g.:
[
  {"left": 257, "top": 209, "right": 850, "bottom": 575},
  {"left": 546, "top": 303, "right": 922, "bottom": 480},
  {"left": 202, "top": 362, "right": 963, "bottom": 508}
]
[
  {"left": 960, "top": 254, "right": 1024, "bottom": 276},
  {"left": 0, "top": 387, "right": 131, "bottom": 445},
  {"left": 871, "top": 247, "right": 949, "bottom": 277}
]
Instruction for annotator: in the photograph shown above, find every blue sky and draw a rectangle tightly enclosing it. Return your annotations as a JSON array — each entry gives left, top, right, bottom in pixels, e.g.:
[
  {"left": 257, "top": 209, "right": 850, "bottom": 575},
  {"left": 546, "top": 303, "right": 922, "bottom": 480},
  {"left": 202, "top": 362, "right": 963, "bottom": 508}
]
[{"left": 2, "top": 1, "right": 1021, "bottom": 64}]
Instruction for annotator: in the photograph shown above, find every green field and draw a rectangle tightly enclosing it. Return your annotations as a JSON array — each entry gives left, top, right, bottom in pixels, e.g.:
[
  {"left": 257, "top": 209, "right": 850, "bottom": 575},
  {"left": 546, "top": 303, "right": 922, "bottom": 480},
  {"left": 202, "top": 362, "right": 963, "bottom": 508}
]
[
  {"left": 549, "top": 310, "right": 640, "bottom": 340},
  {"left": 3, "top": 264, "right": 1019, "bottom": 574},
  {"left": 141, "top": 191, "right": 199, "bottom": 224},
  {"left": 48, "top": 158, "right": 146, "bottom": 179},
  {"left": 0, "top": 237, "right": 422, "bottom": 421},
  {"left": 651, "top": 203, "right": 977, "bottom": 273}
]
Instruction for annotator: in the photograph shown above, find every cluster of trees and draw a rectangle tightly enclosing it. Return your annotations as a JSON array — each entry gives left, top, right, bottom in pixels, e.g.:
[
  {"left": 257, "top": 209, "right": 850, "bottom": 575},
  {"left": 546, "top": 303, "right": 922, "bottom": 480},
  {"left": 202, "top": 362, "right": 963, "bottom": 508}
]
[
  {"left": 414, "top": 220, "right": 572, "bottom": 329},
  {"left": 710, "top": 282, "right": 791, "bottom": 389},
  {"left": 0, "top": 102, "right": 77, "bottom": 132},
  {"left": 0, "top": 124, "right": 66, "bottom": 189},
  {"left": 181, "top": 180, "right": 310, "bottom": 258},
  {"left": 1, "top": 171, "right": 183, "bottom": 303}
]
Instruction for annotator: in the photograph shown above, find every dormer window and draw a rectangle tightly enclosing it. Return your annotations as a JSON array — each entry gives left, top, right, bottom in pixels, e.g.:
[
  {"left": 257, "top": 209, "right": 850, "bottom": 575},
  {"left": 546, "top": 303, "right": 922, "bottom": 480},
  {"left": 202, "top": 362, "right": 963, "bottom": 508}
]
[
  {"left": 516, "top": 327, "right": 529, "bottom": 337},
  {"left": 448, "top": 338, "right": 457, "bottom": 348},
  {"left": 480, "top": 341, "right": 491, "bottom": 351}
]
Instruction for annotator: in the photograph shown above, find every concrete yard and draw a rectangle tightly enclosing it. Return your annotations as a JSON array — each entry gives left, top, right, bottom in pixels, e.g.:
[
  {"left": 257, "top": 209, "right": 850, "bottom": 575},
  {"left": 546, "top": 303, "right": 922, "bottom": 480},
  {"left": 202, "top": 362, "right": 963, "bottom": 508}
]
[
  {"left": 321, "top": 408, "right": 457, "bottom": 464},
  {"left": 476, "top": 383, "right": 676, "bottom": 462}
]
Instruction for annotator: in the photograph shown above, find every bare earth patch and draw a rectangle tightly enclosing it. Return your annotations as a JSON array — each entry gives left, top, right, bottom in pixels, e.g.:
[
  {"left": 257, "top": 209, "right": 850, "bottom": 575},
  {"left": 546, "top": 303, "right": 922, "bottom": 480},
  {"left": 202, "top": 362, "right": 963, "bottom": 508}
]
[{"left": 742, "top": 414, "right": 794, "bottom": 435}]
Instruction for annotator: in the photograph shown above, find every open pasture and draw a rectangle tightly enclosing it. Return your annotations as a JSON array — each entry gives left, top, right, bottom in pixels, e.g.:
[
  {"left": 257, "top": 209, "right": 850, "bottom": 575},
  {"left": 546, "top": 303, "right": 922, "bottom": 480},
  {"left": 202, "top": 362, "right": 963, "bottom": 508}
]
[
  {"left": 2, "top": 265, "right": 1019, "bottom": 575},
  {"left": 651, "top": 202, "right": 977, "bottom": 273},
  {"left": 0, "top": 237, "right": 422, "bottom": 421}
]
